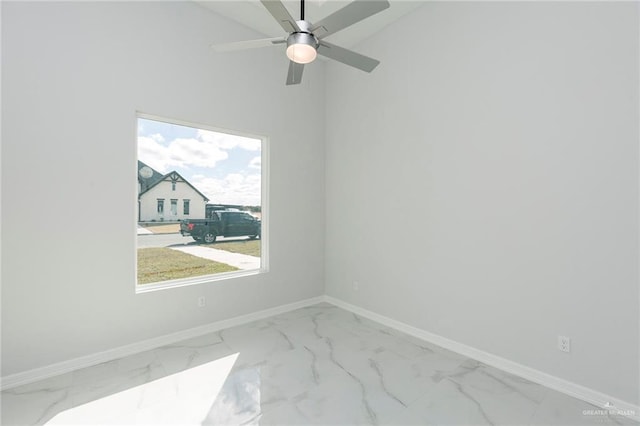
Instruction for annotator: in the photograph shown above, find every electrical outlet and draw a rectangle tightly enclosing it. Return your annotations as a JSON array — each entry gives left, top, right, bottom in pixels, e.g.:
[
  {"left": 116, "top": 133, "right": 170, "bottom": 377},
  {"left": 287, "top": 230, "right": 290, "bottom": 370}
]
[
  {"left": 198, "top": 296, "right": 206, "bottom": 308},
  {"left": 558, "top": 335, "right": 571, "bottom": 353},
  {"left": 353, "top": 281, "right": 359, "bottom": 291}
]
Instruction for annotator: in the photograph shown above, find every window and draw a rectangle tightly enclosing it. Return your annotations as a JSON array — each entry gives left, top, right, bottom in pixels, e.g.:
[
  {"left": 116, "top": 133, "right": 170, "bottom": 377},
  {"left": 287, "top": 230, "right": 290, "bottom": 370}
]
[{"left": 136, "top": 114, "right": 266, "bottom": 291}]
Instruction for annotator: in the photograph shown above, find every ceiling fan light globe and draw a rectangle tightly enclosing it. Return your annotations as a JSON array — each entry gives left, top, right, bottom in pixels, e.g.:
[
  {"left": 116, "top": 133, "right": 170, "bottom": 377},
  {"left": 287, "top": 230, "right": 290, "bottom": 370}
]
[
  {"left": 286, "top": 43, "right": 317, "bottom": 64},
  {"left": 286, "top": 31, "right": 318, "bottom": 64}
]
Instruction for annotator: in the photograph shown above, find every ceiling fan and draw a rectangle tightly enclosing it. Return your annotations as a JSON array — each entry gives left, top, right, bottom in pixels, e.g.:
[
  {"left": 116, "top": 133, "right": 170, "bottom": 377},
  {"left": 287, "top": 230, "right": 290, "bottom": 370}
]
[{"left": 212, "top": 0, "right": 390, "bottom": 85}]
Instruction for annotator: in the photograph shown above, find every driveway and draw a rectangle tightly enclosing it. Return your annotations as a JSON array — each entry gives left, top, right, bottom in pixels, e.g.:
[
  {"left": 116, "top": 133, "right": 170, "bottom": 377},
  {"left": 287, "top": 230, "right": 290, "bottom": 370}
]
[
  {"left": 137, "top": 233, "right": 188, "bottom": 248},
  {"left": 170, "top": 246, "right": 260, "bottom": 270},
  {"left": 137, "top": 233, "right": 257, "bottom": 249},
  {"left": 137, "top": 225, "right": 153, "bottom": 235}
]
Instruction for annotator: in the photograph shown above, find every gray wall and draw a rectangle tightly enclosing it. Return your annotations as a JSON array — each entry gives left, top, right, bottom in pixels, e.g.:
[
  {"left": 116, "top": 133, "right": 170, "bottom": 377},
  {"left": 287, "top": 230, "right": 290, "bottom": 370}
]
[
  {"left": 3, "top": 0, "right": 638, "bottom": 407},
  {"left": 1, "top": 1, "right": 325, "bottom": 375},
  {"left": 325, "top": 2, "right": 639, "bottom": 404}
]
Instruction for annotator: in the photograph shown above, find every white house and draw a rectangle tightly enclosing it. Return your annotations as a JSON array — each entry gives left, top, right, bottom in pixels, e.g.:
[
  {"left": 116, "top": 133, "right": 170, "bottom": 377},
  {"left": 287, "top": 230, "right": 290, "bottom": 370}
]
[{"left": 138, "top": 161, "right": 209, "bottom": 222}]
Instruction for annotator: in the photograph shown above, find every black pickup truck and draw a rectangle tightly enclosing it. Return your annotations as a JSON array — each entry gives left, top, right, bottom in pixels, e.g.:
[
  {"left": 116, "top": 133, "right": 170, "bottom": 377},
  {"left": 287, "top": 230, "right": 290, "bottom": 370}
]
[{"left": 180, "top": 210, "right": 261, "bottom": 244}]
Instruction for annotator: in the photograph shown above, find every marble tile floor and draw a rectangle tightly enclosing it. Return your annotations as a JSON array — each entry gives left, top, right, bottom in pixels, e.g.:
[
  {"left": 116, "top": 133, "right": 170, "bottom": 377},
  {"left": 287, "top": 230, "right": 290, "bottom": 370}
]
[{"left": 2, "top": 303, "right": 638, "bottom": 426}]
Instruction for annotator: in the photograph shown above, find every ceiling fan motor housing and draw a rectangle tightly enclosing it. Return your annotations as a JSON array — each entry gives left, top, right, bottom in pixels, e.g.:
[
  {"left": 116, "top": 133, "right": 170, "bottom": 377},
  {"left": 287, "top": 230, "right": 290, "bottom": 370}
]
[
  {"left": 287, "top": 20, "right": 318, "bottom": 48},
  {"left": 287, "top": 32, "right": 318, "bottom": 48}
]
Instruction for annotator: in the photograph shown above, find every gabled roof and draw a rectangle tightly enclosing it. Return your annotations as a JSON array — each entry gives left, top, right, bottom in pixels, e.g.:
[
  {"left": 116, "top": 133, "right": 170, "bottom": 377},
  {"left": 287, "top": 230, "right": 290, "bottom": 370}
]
[
  {"left": 139, "top": 170, "right": 210, "bottom": 202},
  {"left": 138, "top": 160, "right": 164, "bottom": 193}
]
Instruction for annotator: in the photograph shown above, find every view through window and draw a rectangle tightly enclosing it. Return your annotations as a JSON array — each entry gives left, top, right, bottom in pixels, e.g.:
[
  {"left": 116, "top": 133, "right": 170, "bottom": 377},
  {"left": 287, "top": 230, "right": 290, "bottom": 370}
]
[{"left": 136, "top": 116, "right": 264, "bottom": 288}]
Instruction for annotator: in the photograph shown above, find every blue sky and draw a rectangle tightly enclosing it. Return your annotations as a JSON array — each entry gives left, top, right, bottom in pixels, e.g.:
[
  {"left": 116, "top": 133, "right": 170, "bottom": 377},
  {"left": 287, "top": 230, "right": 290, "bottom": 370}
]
[{"left": 138, "top": 117, "right": 261, "bottom": 206}]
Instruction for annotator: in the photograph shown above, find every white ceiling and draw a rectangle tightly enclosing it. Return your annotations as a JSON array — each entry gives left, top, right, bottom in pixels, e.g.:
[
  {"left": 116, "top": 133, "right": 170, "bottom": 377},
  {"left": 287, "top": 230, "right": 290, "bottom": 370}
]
[{"left": 197, "top": 0, "right": 424, "bottom": 48}]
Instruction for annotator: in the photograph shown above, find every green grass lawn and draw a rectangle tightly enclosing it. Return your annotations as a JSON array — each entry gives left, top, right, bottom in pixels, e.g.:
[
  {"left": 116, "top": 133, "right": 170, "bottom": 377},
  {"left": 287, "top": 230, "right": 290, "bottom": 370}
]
[
  {"left": 203, "top": 239, "right": 261, "bottom": 257},
  {"left": 137, "top": 247, "right": 238, "bottom": 285}
]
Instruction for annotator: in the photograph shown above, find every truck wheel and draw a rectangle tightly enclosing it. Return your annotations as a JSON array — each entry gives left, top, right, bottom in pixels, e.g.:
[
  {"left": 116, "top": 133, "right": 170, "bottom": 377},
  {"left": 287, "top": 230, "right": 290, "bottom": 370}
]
[{"left": 203, "top": 232, "right": 217, "bottom": 244}]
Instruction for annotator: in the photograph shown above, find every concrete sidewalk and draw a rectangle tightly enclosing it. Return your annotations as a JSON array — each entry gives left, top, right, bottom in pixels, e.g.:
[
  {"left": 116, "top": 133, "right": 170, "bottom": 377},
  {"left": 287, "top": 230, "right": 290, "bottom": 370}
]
[
  {"left": 170, "top": 246, "right": 260, "bottom": 270},
  {"left": 137, "top": 226, "right": 153, "bottom": 235}
]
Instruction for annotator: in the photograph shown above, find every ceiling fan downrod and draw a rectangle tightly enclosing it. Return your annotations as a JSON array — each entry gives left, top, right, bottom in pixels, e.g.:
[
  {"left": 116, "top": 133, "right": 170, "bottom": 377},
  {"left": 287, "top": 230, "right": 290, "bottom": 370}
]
[{"left": 301, "top": 0, "right": 305, "bottom": 21}]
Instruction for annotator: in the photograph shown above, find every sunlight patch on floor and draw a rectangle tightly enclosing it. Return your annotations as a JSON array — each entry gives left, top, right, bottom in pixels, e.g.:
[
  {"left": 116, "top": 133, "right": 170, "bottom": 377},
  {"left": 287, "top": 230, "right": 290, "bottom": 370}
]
[{"left": 46, "top": 353, "right": 239, "bottom": 425}]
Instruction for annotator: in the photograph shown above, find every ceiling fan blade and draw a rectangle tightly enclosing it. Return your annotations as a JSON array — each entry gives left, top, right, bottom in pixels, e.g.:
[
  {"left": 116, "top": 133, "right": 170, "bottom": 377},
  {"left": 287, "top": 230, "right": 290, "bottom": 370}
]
[
  {"left": 260, "top": 0, "right": 302, "bottom": 33},
  {"left": 317, "top": 41, "right": 380, "bottom": 73},
  {"left": 211, "top": 37, "right": 286, "bottom": 52},
  {"left": 286, "top": 61, "right": 304, "bottom": 85},
  {"left": 312, "top": 0, "right": 390, "bottom": 39}
]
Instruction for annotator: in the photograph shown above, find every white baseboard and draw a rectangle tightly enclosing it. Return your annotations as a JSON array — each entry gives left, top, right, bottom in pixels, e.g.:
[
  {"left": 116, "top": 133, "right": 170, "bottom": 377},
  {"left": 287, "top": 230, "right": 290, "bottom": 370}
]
[
  {"left": 3, "top": 293, "right": 638, "bottom": 423},
  {"left": 0, "top": 296, "right": 325, "bottom": 391},
  {"left": 324, "top": 296, "right": 640, "bottom": 423}
]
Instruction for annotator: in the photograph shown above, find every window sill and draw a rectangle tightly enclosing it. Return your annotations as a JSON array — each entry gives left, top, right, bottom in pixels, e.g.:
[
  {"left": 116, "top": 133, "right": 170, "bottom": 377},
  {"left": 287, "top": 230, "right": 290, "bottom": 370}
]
[{"left": 135, "top": 267, "right": 267, "bottom": 294}]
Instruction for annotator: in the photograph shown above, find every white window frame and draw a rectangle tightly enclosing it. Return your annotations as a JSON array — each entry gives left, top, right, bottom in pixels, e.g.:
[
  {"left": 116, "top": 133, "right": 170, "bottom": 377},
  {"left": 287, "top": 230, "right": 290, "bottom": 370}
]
[{"left": 135, "top": 112, "right": 269, "bottom": 294}]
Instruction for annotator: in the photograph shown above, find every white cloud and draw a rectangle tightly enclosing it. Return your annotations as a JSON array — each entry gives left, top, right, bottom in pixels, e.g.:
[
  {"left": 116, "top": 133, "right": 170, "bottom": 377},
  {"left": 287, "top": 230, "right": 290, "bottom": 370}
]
[
  {"left": 138, "top": 128, "right": 260, "bottom": 174},
  {"left": 138, "top": 136, "right": 229, "bottom": 173},
  {"left": 196, "top": 129, "right": 260, "bottom": 151},
  {"left": 191, "top": 173, "right": 261, "bottom": 206},
  {"left": 138, "top": 136, "right": 170, "bottom": 173},
  {"left": 150, "top": 133, "right": 165, "bottom": 143},
  {"left": 248, "top": 156, "right": 261, "bottom": 170}
]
